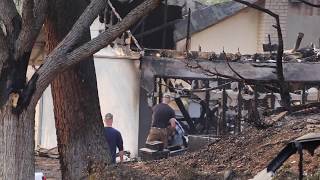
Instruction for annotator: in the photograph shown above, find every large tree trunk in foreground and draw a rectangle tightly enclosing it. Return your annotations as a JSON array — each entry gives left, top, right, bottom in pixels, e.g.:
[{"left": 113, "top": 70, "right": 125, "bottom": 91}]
[
  {"left": 0, "top": 0, "right": 160, "bottom": 178},
  {"left": 0, "top": 104, "right": 35, "bottom": 179},
  {"left": 45, "top": 0, "right": 110, "bottom": 179},
  {"left": 0, "top": 0, "right": 48, "bottom": 178}
]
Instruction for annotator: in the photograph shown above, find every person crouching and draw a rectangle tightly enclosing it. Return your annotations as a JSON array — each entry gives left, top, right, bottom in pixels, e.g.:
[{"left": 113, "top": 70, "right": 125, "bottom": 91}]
[{"left": 146, "top": 93, "right": 176, "bottom": 148}]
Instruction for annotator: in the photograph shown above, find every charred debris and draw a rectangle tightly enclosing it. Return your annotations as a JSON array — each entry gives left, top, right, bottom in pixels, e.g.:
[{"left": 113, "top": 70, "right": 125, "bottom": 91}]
[{"left": 140, "top": 35, "right": 320, "bottom": 137}]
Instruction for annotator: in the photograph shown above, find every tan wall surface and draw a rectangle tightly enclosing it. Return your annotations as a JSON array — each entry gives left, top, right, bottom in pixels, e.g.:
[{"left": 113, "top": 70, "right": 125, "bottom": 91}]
[
  {"left": 258, "top": 0, "right": 289, "bottom": 51},
  {"left": 285, "top": 3, "right": 320, "bottom": 49},
  {"left": 176, "top": 8, "right": 261, "bottom": 54}
]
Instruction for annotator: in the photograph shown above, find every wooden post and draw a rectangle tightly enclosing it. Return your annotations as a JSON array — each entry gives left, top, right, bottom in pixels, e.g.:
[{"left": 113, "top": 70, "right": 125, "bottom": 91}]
[
  {"left": 217, "top": 76, "right": 222, "bottom": 88},
  {"left": 253, "top": 85, "right": 260, "bottom": 125},
  {"left": 237, "top": 82, "right": 243, "bottom": 134},
  {"left": 271, "top": 91, "right": 275, "bottom": 109},
  {"left": 185, "top": 8, "right": 191, "bottom": 51},
  {"left": 153, "top": 77, "right": 158, "bottom": 106},
  {"left": 162, "top": 0, "right": 168, "bottom": 49},
  {"left": 158, "top": 78, "right": 163, "bottom": 103},
  {"left": 214, "top": 107, "right": 218, "bottom": 136},
  {"left": 254, "top": 85, "right": 258, "bottom": 114},
  {"left": 222, "top": 87, "right": 227, "bottom": 135},
  {"left": 141, "top": 19, "right": 145, "bottom": 46},
  {"left": 103, "top": 6, "right": 109, "bottom": 30},
  {"left": 205, "top": 80, "right": 210, "bottom": 134},
  {"left": 110, "top": 7, "right": 114, "bottom": 25},
  {"left": 268, "top": 34, "right": 272, "bottom": 55},
  {"left": 302, "top": 83, "right": 306, "bottom": 105},
  {"left": 174, "top": 97, "right": 196, "bottom": 133},
  {"left": 166, "top": 81, "right": 196, "bottom": 133},
  {"left": 317, "top": 85, "right": 320, "bottom": 102},
  {"left": 293, "top": 32, "right": 304, "bottom": 52}
]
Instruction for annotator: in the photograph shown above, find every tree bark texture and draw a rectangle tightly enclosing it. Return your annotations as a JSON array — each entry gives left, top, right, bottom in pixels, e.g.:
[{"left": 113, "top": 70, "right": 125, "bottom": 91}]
[
  {"left": 0, "top": 1, "right": 41, "bottom": 179},
  {"left": 0, "top": 0, "right": 160, "bottom": 179},
  {"left": 45, "top": 0, "right": 110, "bottom": 179},
  {"left": 0, "top": 103, "right": 35, "bottom": 180}
]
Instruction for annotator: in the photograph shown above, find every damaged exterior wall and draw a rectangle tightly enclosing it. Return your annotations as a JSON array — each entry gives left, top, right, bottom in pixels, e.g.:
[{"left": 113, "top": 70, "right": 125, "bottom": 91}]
[
  {"left": 141, "top": 56, "right": 320, "bottom": 94},
  {"left": 176, "top": 8, "right": 261, "bottom": 54},
  {"left": 176, "top": 0, "right": 320, "bottom": 53},
  {"left": 94, "top": 49, "right": 140, "bottom": 157},
  {"left": 259, "top": 0, "right": 320, "bottom": 50},
  {"left": 285, "top": 2, "right": 320, "bottom": 49}
]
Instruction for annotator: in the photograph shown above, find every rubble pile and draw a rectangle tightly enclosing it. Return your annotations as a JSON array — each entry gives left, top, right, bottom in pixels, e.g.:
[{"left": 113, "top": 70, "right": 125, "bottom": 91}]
[
  {"left": 204, "top": 44, "right": 320, "bottom": 63},
  {"left": 117, "top": 113, "right": 320, "bottom": 179},
  {"left": 36, "top": 113, "right": 320, "bottom": 179}
]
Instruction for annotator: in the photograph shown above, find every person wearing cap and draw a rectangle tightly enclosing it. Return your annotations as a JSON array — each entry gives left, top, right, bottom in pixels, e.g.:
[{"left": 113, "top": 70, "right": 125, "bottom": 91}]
[
  {"left": 146, "top": 93, "right": 176, "bottom": 148},
  {"left": 103, "top": 113, "right": 124, "bottom": 164}
]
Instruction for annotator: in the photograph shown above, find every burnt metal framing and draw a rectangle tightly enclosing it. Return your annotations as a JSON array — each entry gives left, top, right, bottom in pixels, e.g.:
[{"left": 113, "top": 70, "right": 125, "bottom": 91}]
[
  {"left": 237, "top": 82, "right": 243, "bottom": 134},
  {"left": 154, "top": 75, "right": 217, "bottom": 134},
  {"left": 186, "top": 8, "right": 191, "bottom": 51},
  {"left": 149, "top": 73, "right": 237, "bottom": 135},
  {"left": 162, "top": 0, "right": 168, "bottom": 49},
  {"left": 138, "top": 55, "right": 320, "bottom": 149},
  {"left": 204, "top": 80, "right": 210, "bottom": 134},
  {"left": 131, "top": 1, "right": 182, "bottom": 49}
]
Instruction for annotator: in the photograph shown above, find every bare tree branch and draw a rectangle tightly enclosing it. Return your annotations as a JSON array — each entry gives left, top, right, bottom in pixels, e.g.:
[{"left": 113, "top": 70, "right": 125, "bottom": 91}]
[
  {"left": 65, "top": 0, "right": 160, "bottom": 64},
  {"left": 48, "top": 0, "right": 107, "bottom": 57},
  {"left": 5, "top": 0, "right": 48, "bottom": 107},
  {"left": 0, "top": 1, "right": 22, "bottom": 107},
  {"left": 233, "top": 0, "right": 290, "bottom": 109},
  {"left": 15, "top": 0, "right": 48, "bottom": 59},
  {"left": 184, "top": 58, "right": 281, "bottom": 93},
  {"left": 0, "top": 26, "right": 10, "bottom": 107},
  {"left": 26, "top": 0, "right": 161, "bottom": 109},
  {"left": 232, "top": 0, "right": 284, "bottom": 80},
  {"left": 0, "top": 24, "right": 7, "bottom": 49},
  {"left": 298, "top": 0, "right": 320, "bottom": 8},
  {"left": 223, "top": 52, "right": 247, "bottom": 81},
  {"left": 107, "top": 0, "right": 142, "bottom": 50},
  {"left": 21, "top": 0, "right": 35, "bottom": 27},
  {"left": 0, "top": 0, "right": 21, "bottom": 42},
  {"left": 184, "top": 59, "right": 244, "bottom": 82},
  {"left": 0, "top": 27, "right": 9, "bottom": 73},
  {"left": 222, "top": 53, "right": 280, "bottom": 92},
  {"left": 233, "top": 0, "right": 278, "bottom": 18}
]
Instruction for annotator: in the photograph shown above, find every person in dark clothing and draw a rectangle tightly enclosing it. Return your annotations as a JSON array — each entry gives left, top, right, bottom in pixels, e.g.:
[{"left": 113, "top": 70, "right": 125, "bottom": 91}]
[
  {"left": 146, "top": 93, "right": 176, "bottom": 148},
  {"left": 104, "top": 113, "right": 124, "bottom": 164}
]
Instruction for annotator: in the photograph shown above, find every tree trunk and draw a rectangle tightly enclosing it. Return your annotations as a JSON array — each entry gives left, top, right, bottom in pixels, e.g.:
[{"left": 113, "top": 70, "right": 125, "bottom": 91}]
[
  {"left": 45, "top": 0, "right": 110, "bottom": 179},
  {"left": 0, "top": 0, "right": 159, "bottom": 179},
  {"left": 0, "top": 103, "right": 35, "bottom": 179}
]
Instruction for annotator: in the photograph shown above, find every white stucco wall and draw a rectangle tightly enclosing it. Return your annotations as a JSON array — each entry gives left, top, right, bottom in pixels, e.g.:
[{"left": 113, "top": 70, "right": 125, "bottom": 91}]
[
  {"left": 94, "top": 49, "right": 140, "bottom": 157},
  {"left": 27, "top": 67, "right": 57, "bottom": 150},
  {"left": 38, "top": 87, "right": 57, "bottom": 149},
  {"left": 34, "top": 52, "right": 141, "bottom": 157},
  {"left": 176, "top": 8, "right": 260, "bottom": 54},
  {"left": 34, "top": 19, "right": 141, "bottom": 157},
  {"left": 91, "top": 20, "right": 141, "bottom": 157}
]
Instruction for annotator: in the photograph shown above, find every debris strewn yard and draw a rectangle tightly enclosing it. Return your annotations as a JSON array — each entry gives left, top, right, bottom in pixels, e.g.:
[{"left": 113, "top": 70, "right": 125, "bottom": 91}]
[{"left": 37, "top": 112, "right": 320, "bottom": 179}]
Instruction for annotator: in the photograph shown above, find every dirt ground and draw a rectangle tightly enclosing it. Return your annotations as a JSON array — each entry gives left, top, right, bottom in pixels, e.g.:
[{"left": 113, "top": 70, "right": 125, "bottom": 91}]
[
  {"left": 35, "top": 156, "right": 61, "bottom": 180},
  {"left": 36, "top": 112, "right": 320, "bottom": 180}
]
